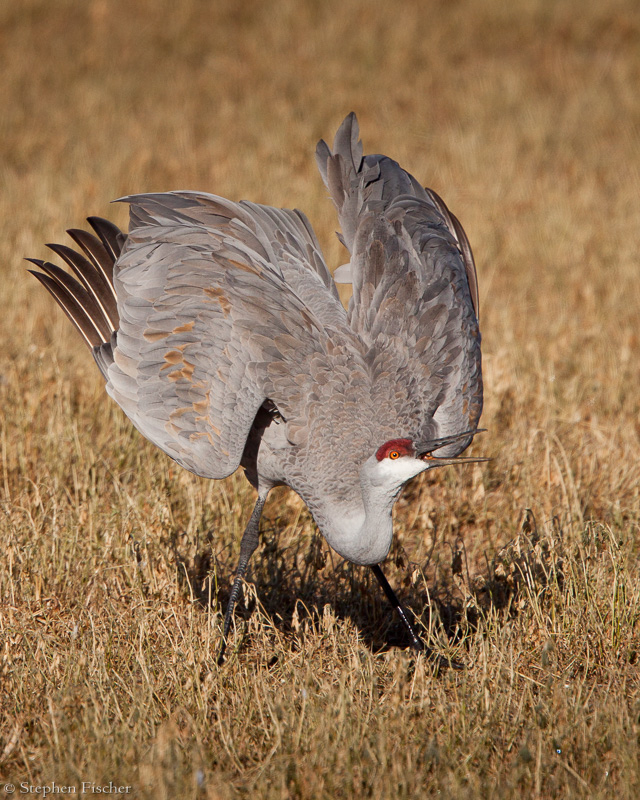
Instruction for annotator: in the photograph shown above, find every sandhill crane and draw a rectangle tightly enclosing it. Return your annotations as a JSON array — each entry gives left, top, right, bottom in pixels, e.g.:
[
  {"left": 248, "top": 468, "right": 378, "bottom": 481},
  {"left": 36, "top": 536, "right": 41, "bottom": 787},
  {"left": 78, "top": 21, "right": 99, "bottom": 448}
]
[{"left": 29, "top": 113, "right": 484, "bottom": 664}]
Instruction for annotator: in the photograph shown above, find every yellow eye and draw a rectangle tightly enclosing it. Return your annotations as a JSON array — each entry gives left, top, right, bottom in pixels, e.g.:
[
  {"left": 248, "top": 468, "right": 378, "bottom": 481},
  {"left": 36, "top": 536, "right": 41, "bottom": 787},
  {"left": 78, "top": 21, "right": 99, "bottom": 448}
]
[{"left": 389, "top": 451, "right": 400, "bottom": 460}]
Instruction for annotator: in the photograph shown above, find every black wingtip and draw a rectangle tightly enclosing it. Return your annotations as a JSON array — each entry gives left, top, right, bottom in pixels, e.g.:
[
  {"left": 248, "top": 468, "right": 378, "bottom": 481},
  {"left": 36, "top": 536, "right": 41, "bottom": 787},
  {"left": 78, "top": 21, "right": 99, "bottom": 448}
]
[
  {"left": 87, "top": 216, "right": 125, "bottom": 261},
  {"left": 27, "top": 217, "right": 125, "bottom": 354}
]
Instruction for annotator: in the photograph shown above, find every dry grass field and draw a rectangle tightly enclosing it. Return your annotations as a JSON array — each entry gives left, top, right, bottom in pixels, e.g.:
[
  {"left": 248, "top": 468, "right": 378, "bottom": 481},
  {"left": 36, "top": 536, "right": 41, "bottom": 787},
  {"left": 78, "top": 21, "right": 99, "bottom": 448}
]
[{"left": 1, "top": 0, "right": 640, "bottom": 797}]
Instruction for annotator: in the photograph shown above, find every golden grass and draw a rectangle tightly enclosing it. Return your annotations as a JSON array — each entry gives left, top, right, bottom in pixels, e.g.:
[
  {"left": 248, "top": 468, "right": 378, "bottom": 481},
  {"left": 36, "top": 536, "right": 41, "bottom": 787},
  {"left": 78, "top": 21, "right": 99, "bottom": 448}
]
[{"left": 2, "top": 0, "right": 640, "bottom": 796}]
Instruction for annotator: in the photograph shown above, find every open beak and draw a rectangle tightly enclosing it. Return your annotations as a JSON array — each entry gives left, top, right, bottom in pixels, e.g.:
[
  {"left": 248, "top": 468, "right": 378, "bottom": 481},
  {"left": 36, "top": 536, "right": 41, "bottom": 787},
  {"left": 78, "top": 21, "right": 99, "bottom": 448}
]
[{"left": 415, "top": 429, "right": 489, "bottom": 466}]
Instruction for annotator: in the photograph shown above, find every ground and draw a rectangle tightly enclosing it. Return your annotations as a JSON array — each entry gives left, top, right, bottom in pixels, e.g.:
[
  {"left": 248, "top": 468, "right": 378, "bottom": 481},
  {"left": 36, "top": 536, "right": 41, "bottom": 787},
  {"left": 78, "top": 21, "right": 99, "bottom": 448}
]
[{"left": 1, "top": 1, "right": 640, "bottom": 797}]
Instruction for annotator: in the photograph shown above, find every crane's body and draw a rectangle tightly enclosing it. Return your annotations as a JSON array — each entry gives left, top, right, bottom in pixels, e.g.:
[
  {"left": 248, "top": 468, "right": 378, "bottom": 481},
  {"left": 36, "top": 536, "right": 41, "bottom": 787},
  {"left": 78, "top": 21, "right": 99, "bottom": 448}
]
[{"left": 29, "top": 114, "right": 483, "bottom": 660}]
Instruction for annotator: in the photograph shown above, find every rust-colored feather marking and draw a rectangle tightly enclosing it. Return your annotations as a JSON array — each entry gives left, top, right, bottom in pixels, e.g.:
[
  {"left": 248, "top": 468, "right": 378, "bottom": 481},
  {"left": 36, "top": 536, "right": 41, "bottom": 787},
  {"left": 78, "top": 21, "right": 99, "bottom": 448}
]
[
  {"left": 189, "top": 430, "right": 217, "bottom": 447},
  {"left": 167, "top": 361, "right": 195, "bottom": 381},
  {"left": 192, "top": 393, "right": 210, "bottom": 416},
  {"left": 182, "top": 361, "right": 195, "bottom": 380},
  {"left": 172, "top": 320, "right": 195, "bottom": 333},
  {"left": 203, "top": 287, "right": 231, "bottom": 316},
  {"left": 161, "top": 346, "right": 190, "bottom": 370},
  {"left": 143, "top": 329, "right": 171, "bottom": 342},
  {"left": 228, "top": 258, "right": 262, "bottom": 276},
  {"left": 170, "top": 406, "right": 192, "bottom": 418}
]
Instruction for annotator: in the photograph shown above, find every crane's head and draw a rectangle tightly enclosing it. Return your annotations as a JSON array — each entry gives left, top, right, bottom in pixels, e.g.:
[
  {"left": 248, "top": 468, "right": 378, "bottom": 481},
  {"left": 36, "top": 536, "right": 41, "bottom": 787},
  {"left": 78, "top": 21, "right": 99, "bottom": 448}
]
[
  {"left": 322, "top": 430, "right": 487, "bottom": 567},
  {"left": 369, "top": 430, "right": 486, "bottom": 492}
]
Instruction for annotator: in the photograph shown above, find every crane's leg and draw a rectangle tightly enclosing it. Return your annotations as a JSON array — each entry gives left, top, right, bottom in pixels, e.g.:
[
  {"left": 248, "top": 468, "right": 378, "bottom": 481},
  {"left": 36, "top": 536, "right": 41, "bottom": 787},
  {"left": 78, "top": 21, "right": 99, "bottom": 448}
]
[
  {"left": 370, "top": 564, "right": 425, "bottom": 652},
  {"left": 217, "top": 490, "right": 268, "bottom": 665},
  {"left": 370, "top": 564, "right": 462, "bottom": 669}
]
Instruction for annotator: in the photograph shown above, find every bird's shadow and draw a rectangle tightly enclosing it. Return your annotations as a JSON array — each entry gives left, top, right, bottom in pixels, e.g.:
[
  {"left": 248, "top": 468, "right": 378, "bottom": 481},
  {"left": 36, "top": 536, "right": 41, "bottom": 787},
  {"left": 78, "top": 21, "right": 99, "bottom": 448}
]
[{"left": 166, "top": 515, "right": 563, "bottom": 660}]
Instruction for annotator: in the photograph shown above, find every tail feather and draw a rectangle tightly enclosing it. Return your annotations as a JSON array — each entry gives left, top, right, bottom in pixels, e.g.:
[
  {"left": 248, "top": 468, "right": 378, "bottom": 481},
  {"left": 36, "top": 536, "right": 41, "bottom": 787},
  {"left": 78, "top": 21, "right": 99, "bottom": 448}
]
[{"left": 28, "top": 217, "right": 122, "bottom": 360}]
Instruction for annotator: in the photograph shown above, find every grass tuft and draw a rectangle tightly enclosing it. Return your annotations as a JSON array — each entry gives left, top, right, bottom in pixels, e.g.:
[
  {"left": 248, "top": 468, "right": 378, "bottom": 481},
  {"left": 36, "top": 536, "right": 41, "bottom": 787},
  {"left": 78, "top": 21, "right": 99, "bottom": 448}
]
[{"left": 2, "top": 0, "right": 640, "bottom": 796}]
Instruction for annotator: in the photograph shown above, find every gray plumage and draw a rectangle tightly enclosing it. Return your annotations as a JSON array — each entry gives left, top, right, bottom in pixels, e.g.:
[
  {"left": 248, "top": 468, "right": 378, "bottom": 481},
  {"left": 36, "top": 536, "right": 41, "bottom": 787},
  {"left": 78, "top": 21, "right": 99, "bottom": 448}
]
[{"left": 29, "top": 113, "right": 484, "bottom": 660}]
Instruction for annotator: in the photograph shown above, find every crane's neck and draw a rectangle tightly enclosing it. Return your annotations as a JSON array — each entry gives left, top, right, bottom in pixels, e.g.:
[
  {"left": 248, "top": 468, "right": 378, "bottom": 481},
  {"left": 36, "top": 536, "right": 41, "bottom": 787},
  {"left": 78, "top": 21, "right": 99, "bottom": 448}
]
[{"left": 310, "top": 471, "right": 403, "bottom": 566}]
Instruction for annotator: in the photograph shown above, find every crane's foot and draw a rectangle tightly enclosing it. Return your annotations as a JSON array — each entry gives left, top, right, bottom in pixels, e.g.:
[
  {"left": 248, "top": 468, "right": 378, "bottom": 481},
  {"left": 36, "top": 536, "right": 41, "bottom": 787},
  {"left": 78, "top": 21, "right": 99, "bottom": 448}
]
[
  {"left": 217, "top": 573, "right": 244, "bottom": 665},
  {"left": 217, "top": 642, "right": 228, "bottom": 666},
  {"left": 418, "top": 643, "right": 464, "bottom": 671}
]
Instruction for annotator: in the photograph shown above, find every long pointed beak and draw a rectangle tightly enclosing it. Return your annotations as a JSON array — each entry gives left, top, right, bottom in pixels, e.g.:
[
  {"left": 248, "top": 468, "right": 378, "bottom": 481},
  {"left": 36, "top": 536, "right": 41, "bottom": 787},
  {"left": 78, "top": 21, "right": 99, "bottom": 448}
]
[
  {"left": 415, "top": 429, "right": 489, "bottom": 466},
  {"left": 422, "top": 453, "right": 490, "bottom": 467}
]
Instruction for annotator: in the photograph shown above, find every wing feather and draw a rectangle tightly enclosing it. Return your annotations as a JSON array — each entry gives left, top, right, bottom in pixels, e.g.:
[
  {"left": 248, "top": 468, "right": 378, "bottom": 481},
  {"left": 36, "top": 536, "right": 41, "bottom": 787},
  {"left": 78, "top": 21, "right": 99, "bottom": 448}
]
[
  {"left": 104, "top": 191, "right": 349, "bottom": 479},
  {"left": 32, "top": 117, "right": 482, "bottom": 484},
  {"left": 316, "top": 114, "right": 482, "bottom": 454}
]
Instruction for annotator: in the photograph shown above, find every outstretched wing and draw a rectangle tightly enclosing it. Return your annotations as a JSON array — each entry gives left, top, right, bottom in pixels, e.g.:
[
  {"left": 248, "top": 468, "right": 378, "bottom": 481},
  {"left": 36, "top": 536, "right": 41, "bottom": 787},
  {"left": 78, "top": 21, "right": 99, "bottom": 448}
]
[
  {"left": 316, "top": 114, "right": 482, "bottom": 454},
  {"left": 104, "top": 191, "right": 352, "bottom": 478},
  {"left": 29, "top": 191, "right": 353, "bottom": 480}
]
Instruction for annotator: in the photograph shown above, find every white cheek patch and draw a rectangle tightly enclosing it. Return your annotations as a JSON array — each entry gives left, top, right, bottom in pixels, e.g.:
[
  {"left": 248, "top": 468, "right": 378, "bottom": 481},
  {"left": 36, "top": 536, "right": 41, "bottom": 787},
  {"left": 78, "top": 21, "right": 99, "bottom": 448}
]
[{"left": 378, "top": 456, "right": 428, "bottom": 484}]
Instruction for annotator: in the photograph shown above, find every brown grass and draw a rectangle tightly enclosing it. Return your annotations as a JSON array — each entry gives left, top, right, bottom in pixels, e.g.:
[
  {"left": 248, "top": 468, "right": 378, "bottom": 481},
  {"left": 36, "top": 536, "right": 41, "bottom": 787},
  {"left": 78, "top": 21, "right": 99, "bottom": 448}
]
[{"left": 2, "top": 0, "right": 640, "bottom": 797}]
